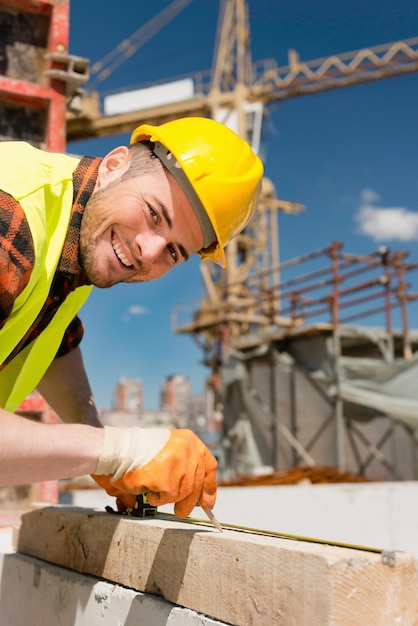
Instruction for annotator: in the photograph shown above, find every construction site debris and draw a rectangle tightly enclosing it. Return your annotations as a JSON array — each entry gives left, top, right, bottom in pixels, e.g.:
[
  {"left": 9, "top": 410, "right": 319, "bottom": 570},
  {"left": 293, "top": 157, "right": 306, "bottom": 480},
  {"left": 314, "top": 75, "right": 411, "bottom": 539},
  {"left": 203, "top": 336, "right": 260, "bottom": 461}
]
[{"left": 218, "top": 465, "right": 373, "bottom": 487}]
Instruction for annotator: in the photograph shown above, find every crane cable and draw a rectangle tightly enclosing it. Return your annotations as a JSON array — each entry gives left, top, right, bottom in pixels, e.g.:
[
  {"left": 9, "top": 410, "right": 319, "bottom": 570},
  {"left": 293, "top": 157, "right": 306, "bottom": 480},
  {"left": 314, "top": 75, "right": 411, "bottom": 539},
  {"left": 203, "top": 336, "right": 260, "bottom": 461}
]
[{"left": 88, "top": 0, "right": 194, "bottom": 90}]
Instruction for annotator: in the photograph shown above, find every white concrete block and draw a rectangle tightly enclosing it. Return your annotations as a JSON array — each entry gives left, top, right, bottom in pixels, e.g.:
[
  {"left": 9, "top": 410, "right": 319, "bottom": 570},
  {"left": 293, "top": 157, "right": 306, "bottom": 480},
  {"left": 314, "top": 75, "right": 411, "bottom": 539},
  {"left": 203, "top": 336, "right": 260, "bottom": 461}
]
[{"left": 0, "top": 552, "right": 227, "bottom": 625}]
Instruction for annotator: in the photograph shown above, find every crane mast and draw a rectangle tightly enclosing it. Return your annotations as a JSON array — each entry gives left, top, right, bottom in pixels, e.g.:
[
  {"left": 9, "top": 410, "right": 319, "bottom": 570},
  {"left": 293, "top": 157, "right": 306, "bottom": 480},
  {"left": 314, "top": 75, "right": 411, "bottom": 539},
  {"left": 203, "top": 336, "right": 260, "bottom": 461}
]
[{"left": 66, "top": 0, "right": 418, "bottom": 391}]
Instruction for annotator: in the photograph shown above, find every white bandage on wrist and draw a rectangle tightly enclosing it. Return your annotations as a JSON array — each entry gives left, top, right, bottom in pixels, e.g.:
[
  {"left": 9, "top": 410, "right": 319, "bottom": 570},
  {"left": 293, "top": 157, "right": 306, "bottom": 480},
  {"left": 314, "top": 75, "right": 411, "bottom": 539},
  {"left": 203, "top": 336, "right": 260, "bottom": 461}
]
[{"left": 95, "top": 426, "right": 171, "bottom": 479}]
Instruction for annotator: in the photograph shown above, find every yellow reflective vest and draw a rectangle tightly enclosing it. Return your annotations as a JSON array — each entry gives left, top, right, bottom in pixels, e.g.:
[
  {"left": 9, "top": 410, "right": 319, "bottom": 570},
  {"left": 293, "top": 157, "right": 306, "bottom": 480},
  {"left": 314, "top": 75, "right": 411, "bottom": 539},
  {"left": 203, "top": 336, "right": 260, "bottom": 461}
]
[{"left": 0, "top": 142, "right": 93, "bottom": 411}]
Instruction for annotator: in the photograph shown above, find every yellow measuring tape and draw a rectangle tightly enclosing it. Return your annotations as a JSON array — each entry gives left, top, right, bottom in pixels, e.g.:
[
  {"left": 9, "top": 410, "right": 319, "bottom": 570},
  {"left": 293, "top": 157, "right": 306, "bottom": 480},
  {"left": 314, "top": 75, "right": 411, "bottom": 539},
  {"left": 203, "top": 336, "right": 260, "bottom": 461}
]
[{"left": 157, "top": 511, "right": 384, "bottom": 555}]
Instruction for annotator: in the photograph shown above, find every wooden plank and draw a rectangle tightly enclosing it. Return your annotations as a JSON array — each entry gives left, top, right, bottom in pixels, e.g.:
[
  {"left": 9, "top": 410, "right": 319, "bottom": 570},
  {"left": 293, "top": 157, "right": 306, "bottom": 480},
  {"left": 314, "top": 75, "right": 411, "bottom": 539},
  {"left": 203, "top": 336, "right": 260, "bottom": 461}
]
[{"left": 15, "top": 506, "right": 418, "bottom": 626}]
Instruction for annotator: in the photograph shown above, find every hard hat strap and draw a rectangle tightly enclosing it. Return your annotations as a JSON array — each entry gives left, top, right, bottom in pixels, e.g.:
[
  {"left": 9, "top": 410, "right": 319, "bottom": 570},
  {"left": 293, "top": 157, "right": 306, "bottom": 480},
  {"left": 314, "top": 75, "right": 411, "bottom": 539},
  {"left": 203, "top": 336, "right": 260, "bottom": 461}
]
[{"left": 152, "top": 141, "right": 216, "bottom": 249}]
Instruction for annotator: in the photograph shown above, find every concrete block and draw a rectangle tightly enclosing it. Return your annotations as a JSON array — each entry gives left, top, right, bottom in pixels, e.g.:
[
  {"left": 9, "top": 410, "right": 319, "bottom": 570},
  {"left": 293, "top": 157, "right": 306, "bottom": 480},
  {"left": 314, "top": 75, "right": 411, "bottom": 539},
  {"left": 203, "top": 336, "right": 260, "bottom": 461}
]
[
  {"left": 0, "top": 552, "right": 227, "bottom": 625},
  {"left": 15, "top": 506, "right": 418, "bottom": 626}
]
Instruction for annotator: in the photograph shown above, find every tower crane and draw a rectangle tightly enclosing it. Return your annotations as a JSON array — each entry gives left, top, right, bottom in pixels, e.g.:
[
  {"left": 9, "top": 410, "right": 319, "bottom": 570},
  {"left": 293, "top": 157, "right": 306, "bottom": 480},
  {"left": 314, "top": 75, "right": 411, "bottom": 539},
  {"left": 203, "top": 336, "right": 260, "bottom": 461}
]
[{"left": 67, "top": 0, "right": 418, "bottom": 380}]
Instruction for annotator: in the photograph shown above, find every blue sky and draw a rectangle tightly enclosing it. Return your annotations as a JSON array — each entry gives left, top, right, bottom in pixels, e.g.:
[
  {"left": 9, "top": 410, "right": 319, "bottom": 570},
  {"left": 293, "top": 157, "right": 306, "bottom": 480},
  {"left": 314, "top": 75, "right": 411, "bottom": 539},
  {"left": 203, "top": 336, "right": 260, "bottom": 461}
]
[{"left": 68, "top": 0, "right": 418, "bottom": 410}]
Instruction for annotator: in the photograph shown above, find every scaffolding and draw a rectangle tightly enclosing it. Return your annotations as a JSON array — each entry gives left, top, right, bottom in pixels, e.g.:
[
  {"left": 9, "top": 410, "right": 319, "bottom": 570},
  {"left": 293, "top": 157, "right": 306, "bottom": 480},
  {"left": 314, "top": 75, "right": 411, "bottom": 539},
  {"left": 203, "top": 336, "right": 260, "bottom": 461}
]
[
  {"left": 0, "top": 0, "right": 88, "bottom": 151},
  {"left": 175, "top": 241, "right": 418, "bottom": 482}
]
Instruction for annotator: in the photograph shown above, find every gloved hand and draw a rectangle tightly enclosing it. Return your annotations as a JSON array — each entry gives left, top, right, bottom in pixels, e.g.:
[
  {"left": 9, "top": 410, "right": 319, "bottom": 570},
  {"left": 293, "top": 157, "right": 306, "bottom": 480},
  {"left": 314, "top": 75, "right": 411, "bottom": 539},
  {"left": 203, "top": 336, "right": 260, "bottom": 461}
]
[{"left": 91, "top": 426, "right": 217, "bottom": 518}]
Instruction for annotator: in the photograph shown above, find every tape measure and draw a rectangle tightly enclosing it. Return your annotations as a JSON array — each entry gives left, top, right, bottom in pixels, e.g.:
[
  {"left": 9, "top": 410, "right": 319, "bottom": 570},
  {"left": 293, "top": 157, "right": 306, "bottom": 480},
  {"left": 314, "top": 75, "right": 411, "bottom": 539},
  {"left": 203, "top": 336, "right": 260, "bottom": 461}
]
[
  {"left": 159, "top": 511, "right": 384, "bottom": 555},
  {"left": 105, "top": 494, "right": 157, "bottom": 518},
  {"left": 127, "top": 494, "right": 157, "bottom": 518},
  {"left": 106, "top": 501, "right": 391, "bottom": 560}
]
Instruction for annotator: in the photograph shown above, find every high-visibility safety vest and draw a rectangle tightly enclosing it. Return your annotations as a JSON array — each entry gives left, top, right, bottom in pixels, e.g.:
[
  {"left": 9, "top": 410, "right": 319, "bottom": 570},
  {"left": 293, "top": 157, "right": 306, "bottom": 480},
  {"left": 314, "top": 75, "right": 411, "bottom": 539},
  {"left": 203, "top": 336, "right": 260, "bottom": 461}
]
[{"left": 0, "top": 142, "right": 93, "bottom": 412}]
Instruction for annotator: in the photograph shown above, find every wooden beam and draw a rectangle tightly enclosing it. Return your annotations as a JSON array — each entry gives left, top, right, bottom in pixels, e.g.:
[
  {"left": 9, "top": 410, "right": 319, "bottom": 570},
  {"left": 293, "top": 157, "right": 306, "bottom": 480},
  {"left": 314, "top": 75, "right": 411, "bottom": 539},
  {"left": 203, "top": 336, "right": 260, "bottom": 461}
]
[{"left": 16, "top": 506, "right": 418, "bottom": 626}]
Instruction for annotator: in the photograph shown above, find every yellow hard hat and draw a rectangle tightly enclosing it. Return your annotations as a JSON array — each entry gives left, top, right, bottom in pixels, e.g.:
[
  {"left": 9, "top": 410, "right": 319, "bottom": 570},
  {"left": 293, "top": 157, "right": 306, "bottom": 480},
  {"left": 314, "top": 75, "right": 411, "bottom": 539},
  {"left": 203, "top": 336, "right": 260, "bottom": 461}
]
[{"left": 130, "top": 117, "right": 264, "bottom": 267}]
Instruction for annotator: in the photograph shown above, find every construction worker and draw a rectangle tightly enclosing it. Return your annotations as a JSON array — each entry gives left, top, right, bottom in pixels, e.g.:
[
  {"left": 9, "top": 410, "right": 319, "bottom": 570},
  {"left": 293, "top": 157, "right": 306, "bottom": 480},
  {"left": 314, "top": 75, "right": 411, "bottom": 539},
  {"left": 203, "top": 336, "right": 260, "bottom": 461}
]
[{"left": 0, "top": 117, "right": 263, "bottom": 518}]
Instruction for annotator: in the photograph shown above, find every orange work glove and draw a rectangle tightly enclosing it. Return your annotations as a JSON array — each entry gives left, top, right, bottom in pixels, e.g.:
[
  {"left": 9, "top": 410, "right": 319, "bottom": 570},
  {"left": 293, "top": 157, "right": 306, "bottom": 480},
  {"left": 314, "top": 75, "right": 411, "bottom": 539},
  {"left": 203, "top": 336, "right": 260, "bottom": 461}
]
[
  {"left": 91, "top": 476, "right": 137, "bottom": 513},
  {"left": 91, "top": 426, "right": 217, "bottom": 518}
]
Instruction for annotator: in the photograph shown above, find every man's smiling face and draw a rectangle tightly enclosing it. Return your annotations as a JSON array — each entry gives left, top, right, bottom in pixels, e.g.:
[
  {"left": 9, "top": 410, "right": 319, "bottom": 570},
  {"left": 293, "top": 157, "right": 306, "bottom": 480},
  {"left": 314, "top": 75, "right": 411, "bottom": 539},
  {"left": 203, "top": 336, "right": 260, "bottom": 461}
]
[{"left": 79, "top": 146, "right": 204, "bottom": 288}]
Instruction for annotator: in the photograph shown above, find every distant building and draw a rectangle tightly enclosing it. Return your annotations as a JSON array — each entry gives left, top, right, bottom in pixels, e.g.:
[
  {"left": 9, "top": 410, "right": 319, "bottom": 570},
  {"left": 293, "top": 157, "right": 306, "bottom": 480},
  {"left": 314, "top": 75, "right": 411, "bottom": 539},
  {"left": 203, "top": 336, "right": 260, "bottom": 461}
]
[
  {"left": 99, "top": 407, "right": 174, "bottom": 429},
  {"left": 160, "top": 375, "right": 191, "bottom": 426},
  {"left": 113, "top": 377, "right": 143, "bottom": 413}
]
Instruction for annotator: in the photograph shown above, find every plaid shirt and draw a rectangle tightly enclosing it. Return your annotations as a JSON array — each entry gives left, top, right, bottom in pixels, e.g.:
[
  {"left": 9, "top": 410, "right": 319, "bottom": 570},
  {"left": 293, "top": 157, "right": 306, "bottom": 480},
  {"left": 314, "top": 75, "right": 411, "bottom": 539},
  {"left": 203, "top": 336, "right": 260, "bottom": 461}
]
[{"left": 0, "top": 155, "right": 101, "bottom": 369}]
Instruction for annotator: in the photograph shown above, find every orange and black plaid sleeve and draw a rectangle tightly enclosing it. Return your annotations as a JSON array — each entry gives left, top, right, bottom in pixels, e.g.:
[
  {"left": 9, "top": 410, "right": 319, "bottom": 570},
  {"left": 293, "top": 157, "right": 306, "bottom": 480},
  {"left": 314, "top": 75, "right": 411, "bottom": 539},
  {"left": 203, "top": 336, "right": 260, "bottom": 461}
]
[{"left": 0, "top": 190, "right": 35, "bottom": 329}]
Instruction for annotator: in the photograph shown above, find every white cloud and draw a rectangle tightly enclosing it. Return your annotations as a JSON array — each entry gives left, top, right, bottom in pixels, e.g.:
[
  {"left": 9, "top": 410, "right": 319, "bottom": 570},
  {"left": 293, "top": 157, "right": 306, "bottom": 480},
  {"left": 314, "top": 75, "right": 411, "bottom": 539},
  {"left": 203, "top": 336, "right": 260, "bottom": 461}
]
[
  {"left": 122, "top": 304, "right": 149, "bottom": 322},
  {"left": 128, "top": 305, "right": 148, "bottom": 316},
  {"left": 355, "top": 188, "right": 418, "bottom": 242},
  {"left": 360, "top": 188, "right": 380, "bottom": 205}
]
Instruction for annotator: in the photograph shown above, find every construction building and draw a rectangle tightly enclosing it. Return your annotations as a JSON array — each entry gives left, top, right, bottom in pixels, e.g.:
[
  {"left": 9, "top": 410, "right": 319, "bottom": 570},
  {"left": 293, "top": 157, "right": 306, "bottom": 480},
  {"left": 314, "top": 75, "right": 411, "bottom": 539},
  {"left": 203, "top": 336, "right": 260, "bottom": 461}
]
[
  {"left": 0, "top": 0, "right": 87, "bottom": 150},
  {"left": 160, "top": 374, "right": 191, "bottom": 424},
  {"left": 0, "top": 1, "right": 418, "bottom": 624},
  {"left": 113, "top": 376, "right": 143, "bottom": 413}
]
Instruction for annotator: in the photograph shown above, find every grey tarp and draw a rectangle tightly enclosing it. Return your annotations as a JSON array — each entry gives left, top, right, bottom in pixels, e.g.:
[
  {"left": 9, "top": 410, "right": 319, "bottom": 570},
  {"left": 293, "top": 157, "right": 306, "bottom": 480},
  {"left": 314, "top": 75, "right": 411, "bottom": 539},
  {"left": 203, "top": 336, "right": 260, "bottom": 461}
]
[
  {"left": 338, "top": 352, "right": 418, "bottom": 430},
  {"left": 219, "top": 325, "right": 418, "bottom": 477}
]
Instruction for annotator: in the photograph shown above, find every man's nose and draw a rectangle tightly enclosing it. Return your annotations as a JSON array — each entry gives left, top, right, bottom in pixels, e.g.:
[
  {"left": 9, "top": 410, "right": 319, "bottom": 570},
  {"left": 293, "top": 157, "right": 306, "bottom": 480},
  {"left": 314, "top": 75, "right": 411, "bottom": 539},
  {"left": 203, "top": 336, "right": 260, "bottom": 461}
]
[{"left": 137, "top": 233, "right": 166, "bottom": 264}]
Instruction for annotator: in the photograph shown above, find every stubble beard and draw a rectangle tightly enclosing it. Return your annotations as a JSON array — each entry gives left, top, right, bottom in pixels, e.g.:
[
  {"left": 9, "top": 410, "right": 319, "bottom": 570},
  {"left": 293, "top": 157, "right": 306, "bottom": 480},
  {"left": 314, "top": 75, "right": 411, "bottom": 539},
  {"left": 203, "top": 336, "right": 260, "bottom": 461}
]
[
  {"left": 79, "top": 189, "right": 114, "bottom": 289},
  {"left": 80, "top": 191, "right": 149, "bottom": 287}
]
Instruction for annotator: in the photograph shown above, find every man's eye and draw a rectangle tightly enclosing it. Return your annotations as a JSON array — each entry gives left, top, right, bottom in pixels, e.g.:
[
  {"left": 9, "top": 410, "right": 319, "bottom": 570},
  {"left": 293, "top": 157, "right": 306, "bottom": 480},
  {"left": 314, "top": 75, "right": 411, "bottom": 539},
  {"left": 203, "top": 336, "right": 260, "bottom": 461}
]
[
  {"left": 168, "top": 244, "right": 177, "bottom": 262},
  {"left": 149, "top": 205, "right": 158, "bottom": 223}
]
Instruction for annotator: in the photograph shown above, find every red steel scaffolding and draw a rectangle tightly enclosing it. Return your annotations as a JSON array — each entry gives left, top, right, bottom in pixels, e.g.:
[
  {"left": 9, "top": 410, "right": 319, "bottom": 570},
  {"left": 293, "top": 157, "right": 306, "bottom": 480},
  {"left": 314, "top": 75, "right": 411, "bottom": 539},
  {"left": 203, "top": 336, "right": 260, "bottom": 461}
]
[{"left": 0, "top": 0, "right": 88, "bottom": 151}]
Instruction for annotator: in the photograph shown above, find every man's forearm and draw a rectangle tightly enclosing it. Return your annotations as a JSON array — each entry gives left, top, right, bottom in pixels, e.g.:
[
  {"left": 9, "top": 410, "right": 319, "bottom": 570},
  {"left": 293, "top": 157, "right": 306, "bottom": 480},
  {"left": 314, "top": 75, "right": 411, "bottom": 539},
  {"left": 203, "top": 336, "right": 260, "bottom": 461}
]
[
  {"left": 37, "top": 346, "right": 102, "bottom": 427},
  {"left": 0, "top": 409, "right": 218, "bottom": 519},
  {"left": 0, "top": 408, "right": 104, "bottom": 486}
]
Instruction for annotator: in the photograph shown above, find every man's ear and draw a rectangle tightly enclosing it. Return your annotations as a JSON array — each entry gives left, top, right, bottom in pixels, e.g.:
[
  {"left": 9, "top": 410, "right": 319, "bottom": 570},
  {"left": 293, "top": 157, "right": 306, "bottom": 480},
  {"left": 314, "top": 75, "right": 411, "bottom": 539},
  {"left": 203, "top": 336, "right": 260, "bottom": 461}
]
[{"left": 95, "top": 146, "right": 130, "bottom": 190}]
